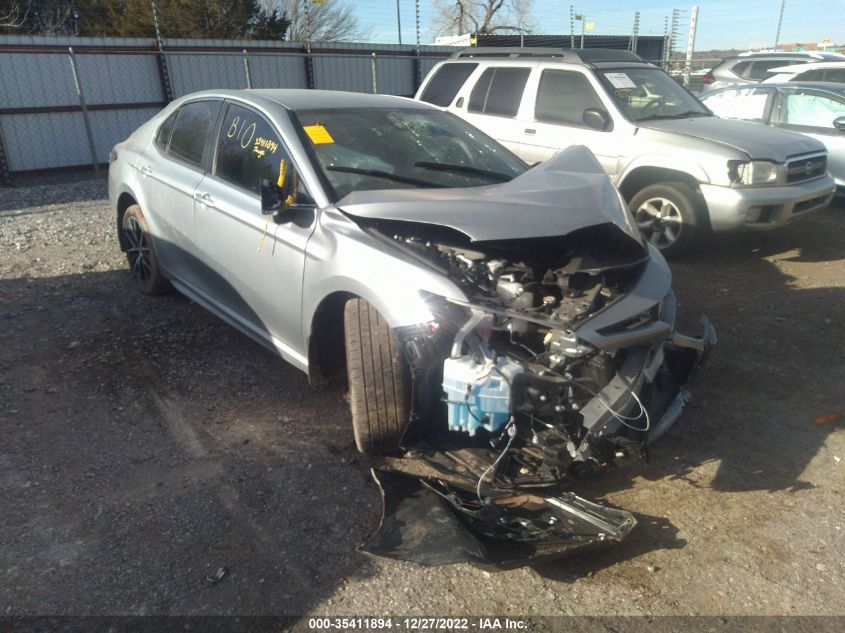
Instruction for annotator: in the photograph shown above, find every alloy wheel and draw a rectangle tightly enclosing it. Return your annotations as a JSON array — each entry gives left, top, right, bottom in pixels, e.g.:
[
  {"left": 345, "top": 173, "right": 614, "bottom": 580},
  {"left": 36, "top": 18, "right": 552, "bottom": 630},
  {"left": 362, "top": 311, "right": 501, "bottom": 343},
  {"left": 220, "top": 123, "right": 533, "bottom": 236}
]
[
  {"left": 124, "top": 216, "right": 152, "bottom": 281},
  {"left": 634, "top": 197, "right": 683, "bottom": 248}
]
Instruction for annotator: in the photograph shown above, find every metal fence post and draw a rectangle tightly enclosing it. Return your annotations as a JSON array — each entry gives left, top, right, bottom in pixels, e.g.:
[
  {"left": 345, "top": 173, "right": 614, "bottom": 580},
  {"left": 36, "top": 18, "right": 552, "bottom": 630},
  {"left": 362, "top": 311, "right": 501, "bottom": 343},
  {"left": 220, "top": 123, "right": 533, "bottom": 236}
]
[
  {"left": 304, "top": 43, "right": 315, "bottom": 89},
  {"left": 0, "top": 125, "right": 11, "bottom": 186},
  {"left": 68, "top": 47, "right": 100, "bottom": 176},
  {"left": 156, "top": 38, "right": 174, "bottom": 102},
  {"left": 371, "top": 53, "right": 378, "bottom": 94},
  {"left": 242, "top": 49, "right": 252, "bottom": 89}
]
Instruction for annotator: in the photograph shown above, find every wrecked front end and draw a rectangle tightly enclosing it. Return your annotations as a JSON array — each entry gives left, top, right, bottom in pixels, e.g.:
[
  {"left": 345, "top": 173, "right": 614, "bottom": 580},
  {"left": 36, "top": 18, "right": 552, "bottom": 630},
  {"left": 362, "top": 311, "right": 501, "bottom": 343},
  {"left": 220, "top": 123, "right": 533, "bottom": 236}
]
[{"left": 340, "top": 149, "right": 715, "bottom": 567}]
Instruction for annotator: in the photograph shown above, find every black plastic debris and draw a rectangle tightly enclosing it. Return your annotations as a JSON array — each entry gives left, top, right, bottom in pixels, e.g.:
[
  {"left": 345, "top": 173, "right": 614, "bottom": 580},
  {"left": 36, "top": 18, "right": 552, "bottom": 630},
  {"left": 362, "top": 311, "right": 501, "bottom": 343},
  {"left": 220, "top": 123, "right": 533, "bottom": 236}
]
[{"left": 360, "top": 468, "right": 636, "bottom": 569}]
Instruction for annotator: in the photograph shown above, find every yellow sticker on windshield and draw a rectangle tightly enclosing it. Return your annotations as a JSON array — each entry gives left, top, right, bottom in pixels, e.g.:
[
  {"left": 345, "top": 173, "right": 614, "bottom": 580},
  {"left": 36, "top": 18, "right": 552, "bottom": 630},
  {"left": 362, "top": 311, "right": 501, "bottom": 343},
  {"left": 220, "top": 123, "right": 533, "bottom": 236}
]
[{"left": 303, "top": 124, "right": 334, "bottom": 144}]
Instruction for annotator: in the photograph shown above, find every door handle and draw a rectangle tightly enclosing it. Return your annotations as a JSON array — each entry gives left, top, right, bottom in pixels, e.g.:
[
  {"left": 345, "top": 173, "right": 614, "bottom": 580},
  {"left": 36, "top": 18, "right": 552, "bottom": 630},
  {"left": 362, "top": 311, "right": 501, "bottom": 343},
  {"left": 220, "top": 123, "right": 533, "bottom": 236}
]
[
  {"left": 195, "top": 192, "right": 215, "bottom": 207},
  {"left": 524, "top": 128, "right": 536, "bottom": 136},
  {"left": 139, "top": 164, "right": 153, "bottom": 176}
]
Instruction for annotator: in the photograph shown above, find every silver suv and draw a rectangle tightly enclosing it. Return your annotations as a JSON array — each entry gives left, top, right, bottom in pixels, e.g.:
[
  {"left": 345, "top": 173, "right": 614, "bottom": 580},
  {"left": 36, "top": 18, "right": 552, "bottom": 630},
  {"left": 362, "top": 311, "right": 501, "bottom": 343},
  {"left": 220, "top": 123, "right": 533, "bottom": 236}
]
[
  {"left": 702, "top": 51, "right": 845, "bottom": 91},
  {"left": 416, "top": 48, "right": 836, "bottom": 256}
]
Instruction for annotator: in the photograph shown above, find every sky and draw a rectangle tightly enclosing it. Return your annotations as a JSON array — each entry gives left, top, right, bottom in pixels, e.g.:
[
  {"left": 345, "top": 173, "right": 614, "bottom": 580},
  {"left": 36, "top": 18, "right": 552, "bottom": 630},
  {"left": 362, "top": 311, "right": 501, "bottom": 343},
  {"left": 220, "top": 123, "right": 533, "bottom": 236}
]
[{"left": 352, "top": 0, "right": 845, "bottom": 51}]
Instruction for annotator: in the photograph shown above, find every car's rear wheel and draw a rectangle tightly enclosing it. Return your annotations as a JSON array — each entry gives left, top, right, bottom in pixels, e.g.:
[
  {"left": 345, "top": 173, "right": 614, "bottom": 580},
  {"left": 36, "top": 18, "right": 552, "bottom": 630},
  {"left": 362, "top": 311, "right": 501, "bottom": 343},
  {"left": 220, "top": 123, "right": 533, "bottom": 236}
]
[
  {"left": 630, "top": 182, "right": 703, "bottom": 258},
  {"left": 343, "top": 298, "right": 411, "bottom": 454},
  {"left": 122, "top": 204, "right": 171, "bottom": 295}
]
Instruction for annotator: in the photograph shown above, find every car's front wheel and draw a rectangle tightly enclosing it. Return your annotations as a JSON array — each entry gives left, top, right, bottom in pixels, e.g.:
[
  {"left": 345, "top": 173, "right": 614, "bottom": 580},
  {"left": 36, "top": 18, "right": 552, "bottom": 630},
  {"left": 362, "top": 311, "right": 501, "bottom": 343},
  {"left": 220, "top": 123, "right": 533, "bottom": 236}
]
[
  {"left": 343, "top": 298, "right": 411, "bottom": 454},
  {"left": 630, "top": 182, "right": 704, "bottom": 257},
  {"left": 122, "top": 204, "right": 171, "bottom": 295}
]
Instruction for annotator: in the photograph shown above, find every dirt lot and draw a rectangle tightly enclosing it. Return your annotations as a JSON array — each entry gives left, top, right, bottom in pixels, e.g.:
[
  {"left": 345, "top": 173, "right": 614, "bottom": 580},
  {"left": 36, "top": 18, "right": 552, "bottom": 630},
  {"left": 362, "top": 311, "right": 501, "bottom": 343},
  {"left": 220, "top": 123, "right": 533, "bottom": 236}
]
[{"left": 1, "top": 176, "right": 844, "bottom": 619}]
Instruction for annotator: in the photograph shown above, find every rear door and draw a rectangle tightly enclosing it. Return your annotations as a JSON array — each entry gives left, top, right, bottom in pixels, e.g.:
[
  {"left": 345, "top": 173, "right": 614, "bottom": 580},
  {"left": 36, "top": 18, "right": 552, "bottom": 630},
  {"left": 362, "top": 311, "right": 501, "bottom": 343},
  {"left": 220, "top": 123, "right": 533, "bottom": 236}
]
[
  {"left": 137, "top": 99, "right": 221, "bottom": 285},
  {"left": 458, "top": 65, "right": 534, "bottom": 154},
  {"left": 191, "top": 101, "right": 316, "bottom": 360}
]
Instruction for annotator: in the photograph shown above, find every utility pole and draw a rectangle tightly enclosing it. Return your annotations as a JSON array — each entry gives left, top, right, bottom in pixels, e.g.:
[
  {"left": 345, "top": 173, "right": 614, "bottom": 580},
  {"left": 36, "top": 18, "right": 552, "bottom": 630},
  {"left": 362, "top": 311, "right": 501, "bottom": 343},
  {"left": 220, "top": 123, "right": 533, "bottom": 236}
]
[
  {"left": 396, "top": 0, "right": 402, "bottom": 45},
  {"left": 569, "top": 5, "right": 575, "bottom": 49},
  {"left": 774, "top": 0, "right": 785, "bottom": 50},
  {"left": 303, "top": 0, "right": 311, "bottom": 42},
  {"left": 684, "top": 5, "right": 699, "bottom": 86}
]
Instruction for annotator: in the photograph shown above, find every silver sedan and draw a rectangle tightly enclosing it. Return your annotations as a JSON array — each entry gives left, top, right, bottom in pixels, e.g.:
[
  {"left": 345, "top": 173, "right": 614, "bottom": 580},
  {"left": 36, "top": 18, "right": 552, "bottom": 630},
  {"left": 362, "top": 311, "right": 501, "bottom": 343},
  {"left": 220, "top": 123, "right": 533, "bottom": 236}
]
[{"left": 109, "top": 90, "right": 713, "bottom": 564}]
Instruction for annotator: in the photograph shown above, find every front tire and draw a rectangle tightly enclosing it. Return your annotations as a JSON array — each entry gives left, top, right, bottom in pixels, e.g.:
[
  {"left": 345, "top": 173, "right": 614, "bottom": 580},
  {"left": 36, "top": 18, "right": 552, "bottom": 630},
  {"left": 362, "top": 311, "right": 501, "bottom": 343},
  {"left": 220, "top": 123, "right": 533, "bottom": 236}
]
[
  {"left": 343, "top": 298, "right": 411, "bottom": 454},
  {"left": 630, "top": 182, "right": 704, "bottom": 258},
  {"left": 121, "top": 204, "right": 171, "bottom": 295}
]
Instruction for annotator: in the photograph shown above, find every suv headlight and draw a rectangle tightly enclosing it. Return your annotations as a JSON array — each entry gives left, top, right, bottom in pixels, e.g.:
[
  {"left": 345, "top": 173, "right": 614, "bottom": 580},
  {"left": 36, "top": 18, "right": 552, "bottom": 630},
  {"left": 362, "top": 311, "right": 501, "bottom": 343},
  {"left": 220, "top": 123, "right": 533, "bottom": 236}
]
[{"left": 728, "top": 160, "right": 779, "bottom": 185}]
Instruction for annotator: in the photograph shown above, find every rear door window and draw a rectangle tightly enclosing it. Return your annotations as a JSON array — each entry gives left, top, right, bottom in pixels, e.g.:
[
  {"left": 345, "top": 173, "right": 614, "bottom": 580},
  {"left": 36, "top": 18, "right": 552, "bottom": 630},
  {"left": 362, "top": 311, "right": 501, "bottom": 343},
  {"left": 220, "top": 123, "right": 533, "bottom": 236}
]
[
  {"left": 419, "top": 63, "right": 478, "bottom": 106},
  {"left": 535, "top": 69, "right": 606, "bottom": 127},
  {"left": 168, "top": 100, "right": 220, "bottom": 167},
  {"left": 747, "top": 59, "right": 804, "bottom": 80},
  {"left": 214, "top": 102, "right": 289, "bottom": 195},
  {"left": 468, "top": 67, "right": 531, "bottom": 117}
]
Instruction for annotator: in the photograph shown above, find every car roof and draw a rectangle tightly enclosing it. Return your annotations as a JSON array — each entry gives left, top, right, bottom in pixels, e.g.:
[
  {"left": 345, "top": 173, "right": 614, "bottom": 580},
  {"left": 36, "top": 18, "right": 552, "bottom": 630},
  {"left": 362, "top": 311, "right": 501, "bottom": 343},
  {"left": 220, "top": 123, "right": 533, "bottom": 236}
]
[
  {"left": 767, "top": 60, "right": 845, "bottom": 73},
  {"left": 180, "top": 89, "right": 428, "bottom": 112},
  {"left": 446, "top": 47, "right": 645, "bottom": 67},
  {"left": 734, "top": 51, "right": 845, "bottom": 60}
]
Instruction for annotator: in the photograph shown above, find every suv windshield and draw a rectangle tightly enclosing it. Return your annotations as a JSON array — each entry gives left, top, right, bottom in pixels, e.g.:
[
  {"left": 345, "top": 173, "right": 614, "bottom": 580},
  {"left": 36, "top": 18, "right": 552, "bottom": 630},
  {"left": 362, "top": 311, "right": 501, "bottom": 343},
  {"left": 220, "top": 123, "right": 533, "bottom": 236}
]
[
  {"left": 293, "top": 108, "right": 526, "bottom": 200},
  {"left": 598, "top": 68, "right": 711, "bottom": 122}
]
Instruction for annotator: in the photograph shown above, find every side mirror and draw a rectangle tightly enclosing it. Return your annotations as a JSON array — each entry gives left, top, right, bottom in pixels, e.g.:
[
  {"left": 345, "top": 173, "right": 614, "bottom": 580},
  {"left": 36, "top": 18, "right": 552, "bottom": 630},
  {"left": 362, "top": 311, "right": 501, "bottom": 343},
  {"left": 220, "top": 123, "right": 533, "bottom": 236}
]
[
  {"left": 834, "top": 116, "right": 845, "bottom": 131},
  {"left": 583, "top": 108, "right": 611, "bottom": 131},
  {"left": 260, "top": 158, "right": 298, "bottom": 216}
]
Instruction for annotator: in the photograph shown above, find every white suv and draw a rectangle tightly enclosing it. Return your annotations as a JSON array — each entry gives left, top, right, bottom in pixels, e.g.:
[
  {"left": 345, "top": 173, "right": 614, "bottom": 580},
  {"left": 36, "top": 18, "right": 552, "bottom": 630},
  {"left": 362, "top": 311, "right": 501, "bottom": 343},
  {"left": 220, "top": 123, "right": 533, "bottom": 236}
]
[{"left": 416, "top": 48, "right": 835, "bottom": 256}]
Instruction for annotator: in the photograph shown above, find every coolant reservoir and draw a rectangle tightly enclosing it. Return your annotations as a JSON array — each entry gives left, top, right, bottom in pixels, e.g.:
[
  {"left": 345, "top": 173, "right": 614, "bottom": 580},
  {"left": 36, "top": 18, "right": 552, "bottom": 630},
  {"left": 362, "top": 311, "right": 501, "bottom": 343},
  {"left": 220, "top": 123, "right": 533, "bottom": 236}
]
[{"left": 442, "top": 355, "right": 523, "bottom": 435}]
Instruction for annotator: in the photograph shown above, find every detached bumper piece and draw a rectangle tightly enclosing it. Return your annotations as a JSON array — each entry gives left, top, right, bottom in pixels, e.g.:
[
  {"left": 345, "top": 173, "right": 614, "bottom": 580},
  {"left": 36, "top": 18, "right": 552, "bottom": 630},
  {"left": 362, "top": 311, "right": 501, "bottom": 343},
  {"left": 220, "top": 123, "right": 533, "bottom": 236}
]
[{"left": 360, "top": 468, "right": 636, "bottom": 569}]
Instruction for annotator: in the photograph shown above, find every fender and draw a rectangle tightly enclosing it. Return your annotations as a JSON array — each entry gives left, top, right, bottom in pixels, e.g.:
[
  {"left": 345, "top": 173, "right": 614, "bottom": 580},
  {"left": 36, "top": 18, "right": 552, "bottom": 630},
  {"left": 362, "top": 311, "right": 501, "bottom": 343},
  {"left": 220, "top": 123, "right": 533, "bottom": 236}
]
[{"left": 616, "top": 154, "right": 711, "bottom": 189}]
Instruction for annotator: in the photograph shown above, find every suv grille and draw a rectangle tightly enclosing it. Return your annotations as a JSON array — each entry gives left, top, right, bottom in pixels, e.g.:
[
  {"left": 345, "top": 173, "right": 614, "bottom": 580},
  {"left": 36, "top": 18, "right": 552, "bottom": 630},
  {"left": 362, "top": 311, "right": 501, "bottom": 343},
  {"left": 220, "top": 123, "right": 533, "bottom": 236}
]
[{"left": 786, "top": 154, "right": 827, "bottom": 184}]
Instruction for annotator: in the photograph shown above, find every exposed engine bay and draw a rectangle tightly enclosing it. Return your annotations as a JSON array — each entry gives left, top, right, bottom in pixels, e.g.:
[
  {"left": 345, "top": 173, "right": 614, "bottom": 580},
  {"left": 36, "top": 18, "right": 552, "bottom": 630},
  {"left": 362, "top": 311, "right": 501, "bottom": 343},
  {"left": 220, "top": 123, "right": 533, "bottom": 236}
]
[
  {"left": 353, "top": 219, "right": 715, "bottom": 567},
  {"left": 335, "top": 147, "right": 715, "bottom": 567}
]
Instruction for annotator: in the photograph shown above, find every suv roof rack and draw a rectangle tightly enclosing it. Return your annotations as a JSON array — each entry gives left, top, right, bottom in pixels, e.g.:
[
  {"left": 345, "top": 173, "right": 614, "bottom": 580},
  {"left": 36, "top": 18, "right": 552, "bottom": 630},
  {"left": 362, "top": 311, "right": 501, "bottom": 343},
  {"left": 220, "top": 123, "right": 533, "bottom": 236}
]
[{"left": 448, "top": 47, "right": 643, "bottom": 64}]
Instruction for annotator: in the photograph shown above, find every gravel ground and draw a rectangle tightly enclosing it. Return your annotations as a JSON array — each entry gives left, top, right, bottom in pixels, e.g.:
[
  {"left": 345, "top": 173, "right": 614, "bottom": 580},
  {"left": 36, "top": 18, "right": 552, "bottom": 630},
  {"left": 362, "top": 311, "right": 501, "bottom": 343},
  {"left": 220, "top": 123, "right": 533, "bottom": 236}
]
[{"left": 1, "top": 176, "right": 844, "bottom": 619}]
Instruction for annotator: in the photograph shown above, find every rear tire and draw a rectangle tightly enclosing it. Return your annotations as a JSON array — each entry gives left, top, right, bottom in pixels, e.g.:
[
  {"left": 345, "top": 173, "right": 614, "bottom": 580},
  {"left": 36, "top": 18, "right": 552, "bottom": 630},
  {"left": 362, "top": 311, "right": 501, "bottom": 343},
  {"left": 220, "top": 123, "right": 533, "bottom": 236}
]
[
  {"left": 343, "top": 298, "right": 411, "bottom": 454},
  {"left": 122, "top": 204, "right": 171, "bottom": 295},
  {"left": 629, "top": 182, "right": 704, "bottom": 258}
]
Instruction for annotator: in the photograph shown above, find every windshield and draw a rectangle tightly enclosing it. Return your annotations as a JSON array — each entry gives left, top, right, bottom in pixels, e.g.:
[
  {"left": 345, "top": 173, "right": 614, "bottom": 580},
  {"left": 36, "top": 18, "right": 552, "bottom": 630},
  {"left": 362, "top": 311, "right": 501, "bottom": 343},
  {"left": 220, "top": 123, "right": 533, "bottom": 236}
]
[
  {"left": 598, "top": 68, "right": 711, "bottom": 122},
  {"left": 292, "top": 108, "right": 526, "bottom": 200}
]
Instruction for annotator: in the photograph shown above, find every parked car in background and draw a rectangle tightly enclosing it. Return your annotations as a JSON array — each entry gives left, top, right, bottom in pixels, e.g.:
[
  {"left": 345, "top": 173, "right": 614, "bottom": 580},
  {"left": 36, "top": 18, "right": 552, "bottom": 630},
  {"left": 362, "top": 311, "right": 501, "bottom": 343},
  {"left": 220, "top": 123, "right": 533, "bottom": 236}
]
[
  {"left": 416, "top": 47, "right": 836, "bottom": 256},
  {"left": 701, "top": 82, "right": 845, "bottom": 192},
  {"left": 762, "top": 61, "right": 845, "bottom": 84},
  {"left": 701, "top": 51, "right": 845, "bottom": 91},
  {"left": 109, "top": 89, "right": 715, "bottom": 563}
]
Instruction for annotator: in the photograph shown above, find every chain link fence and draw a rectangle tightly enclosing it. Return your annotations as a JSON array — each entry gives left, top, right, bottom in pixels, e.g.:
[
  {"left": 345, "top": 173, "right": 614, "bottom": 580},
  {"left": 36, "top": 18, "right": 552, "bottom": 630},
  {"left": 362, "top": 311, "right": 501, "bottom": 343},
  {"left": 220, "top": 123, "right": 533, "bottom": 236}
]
[{"left": 0, "top": 35, "right": 453, "bottom": 183}]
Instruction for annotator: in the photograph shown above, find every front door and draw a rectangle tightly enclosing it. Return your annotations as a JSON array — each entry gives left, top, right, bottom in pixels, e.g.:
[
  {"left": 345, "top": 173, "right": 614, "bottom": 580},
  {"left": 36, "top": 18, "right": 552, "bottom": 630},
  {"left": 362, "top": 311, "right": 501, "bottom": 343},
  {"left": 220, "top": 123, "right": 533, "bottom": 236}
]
[
  {"left": 191, "top": 101, "right": 316, "bottom": 362},
  {"left": 519, "top": 69, "right": 619, "bottom": 173},
  {"left": 775, "top": 87, "right": 845, "bottom": 188}
]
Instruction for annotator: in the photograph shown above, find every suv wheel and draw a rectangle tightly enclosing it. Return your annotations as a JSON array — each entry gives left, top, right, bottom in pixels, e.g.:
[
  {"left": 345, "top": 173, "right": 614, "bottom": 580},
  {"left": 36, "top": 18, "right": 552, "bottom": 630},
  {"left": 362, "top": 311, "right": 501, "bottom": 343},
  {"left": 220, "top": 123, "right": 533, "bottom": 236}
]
[
  {"left": 122, "top": 204, "right": 171, "bottom": 294},
  {"left": 630, "top": 182, "right": 702, "bottom": 257},
  {"left": 343, "top": 298, "right": 411, "bottom": 454}
]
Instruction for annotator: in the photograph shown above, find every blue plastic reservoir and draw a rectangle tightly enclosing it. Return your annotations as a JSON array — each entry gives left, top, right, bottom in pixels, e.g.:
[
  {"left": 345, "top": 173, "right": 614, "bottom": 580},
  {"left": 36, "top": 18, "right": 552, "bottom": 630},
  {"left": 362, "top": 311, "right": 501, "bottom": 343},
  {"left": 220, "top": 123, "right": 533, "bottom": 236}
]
[{"left": 442, "top": 355, "right": 523, "bottom": 435}]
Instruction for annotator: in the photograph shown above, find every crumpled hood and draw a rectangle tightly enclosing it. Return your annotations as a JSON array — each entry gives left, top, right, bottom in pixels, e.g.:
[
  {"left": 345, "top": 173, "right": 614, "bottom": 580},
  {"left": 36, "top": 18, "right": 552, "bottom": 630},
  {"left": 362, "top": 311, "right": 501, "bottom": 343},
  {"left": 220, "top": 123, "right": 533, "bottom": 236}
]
[
  {"left": 337, "top": 145, "right": 638, "bottom": 243},
  {"left": 639, "top": 116, "right": 825, "bottom": 162}
]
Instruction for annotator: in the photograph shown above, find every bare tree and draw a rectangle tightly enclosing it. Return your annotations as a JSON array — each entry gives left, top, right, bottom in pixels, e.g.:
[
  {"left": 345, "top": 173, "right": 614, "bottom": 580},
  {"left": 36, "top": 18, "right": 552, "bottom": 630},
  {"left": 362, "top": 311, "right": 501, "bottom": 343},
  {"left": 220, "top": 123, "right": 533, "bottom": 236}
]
[
  {"left": 0, "top": 3, "right": 28, "bottom": 29},
  {"left": 432, "top": 0, "right": 534, "bottom": 37},
  {"left": 262, "top": 0, "right": 372, "bottom": 42}
]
